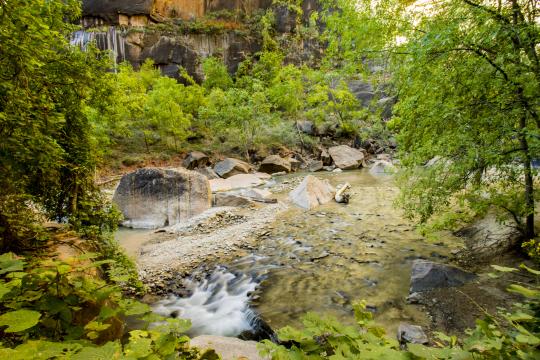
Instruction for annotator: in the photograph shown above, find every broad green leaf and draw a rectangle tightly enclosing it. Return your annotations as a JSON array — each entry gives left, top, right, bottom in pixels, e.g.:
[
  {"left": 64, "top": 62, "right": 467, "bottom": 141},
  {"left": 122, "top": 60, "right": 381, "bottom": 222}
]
[
  {"left": 71, "top": 341, "right": 122, "bottom": 360},
  {"left": 490, "top": 265, "right": 517, "bottom": 273},
  {"left": 0, "top": 309, "right": 41, "bottom": 332}
]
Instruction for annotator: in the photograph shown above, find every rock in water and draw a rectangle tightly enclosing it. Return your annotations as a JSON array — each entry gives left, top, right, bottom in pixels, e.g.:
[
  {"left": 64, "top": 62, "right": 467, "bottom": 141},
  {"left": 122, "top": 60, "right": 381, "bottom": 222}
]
[
  {"left": 307, "top": 160, "right": 324, "bottom": 172},
  {"left": 328, "top": 145, "right": 365, "bottom": 170},
  {"left": 397, "top": 324, "right": 428, "bottom": 345},
  {"left": 258, "top": 155, "right": 291, "bottom": 174},
  {"left": 289, "top": 176, "right": 335, "bottom": 209},
  {"left": 113, "top": 168, "right": 211, "bottom": 229},
  {"left": 214, "top": 158, "right": 251, "bottom": 178},
  {"left": 369, "top": 160, "right": 397, "bottom": 175},
  {"left": 190, "top": 335, "right": 268, "bottom": 360},
  {"left": 410, "top": 260, "right": 477, "bottom": 293},
  {"left": 183, "top": 151, "right": 209, "bottom": 169}
]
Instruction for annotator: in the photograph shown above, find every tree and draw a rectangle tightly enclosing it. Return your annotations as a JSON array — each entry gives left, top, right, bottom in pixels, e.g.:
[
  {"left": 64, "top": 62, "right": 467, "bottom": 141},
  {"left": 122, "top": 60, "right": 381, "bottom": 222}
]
[
  {"left": 0, "top": 0, "right": 116, "bottom": 250},
  {"left": 202, "top": 57, "right": 233, "bottom": 91},
  {"left": 387, "top": 1, "right": 540, "bottom": 240}
]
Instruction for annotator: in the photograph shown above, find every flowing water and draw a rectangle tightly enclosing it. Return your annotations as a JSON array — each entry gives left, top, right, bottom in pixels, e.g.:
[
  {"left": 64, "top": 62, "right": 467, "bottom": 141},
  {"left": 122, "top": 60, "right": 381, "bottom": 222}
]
[{"left": 117, "top": 170, "right": 463, "bottom": 337}]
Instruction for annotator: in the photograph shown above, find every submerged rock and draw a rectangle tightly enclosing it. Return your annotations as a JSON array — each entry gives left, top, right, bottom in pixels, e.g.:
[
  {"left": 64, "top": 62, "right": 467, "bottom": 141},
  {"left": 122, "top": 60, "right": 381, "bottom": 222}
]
[
  {"left": 369, "top": 160, "right": 397, "bottom": 175},
  {"left": 259, "top": 155, "right": 291, "bottom": 174},
  {"left": 289, "top": 175, "right": 335, "bottom": 210},
  {"left": 214, "top": 158, "right": 251, "bottom": 178},
  {"left": 328, "top": 145, "right": 365, "bottom": 170},
  {"left": 397, "top": 324, "right": 428, "bottom": 345},
  {"left": 113, "top": 167, "right": 211, "bottom": 229},
  {"left": 410, "top": 260, "right": 477, "bottom": 294}
]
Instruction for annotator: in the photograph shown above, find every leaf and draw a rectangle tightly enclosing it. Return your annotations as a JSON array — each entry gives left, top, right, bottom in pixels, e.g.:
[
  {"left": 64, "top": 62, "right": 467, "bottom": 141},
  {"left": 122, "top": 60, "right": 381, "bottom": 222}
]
[
  {"left": 490, "top": 265, "right": 517, "bottom": 273},
  {"left": 519, "top": 264, "right": 540, "bottom": 275},
  {"left": 0, "top": 253, "right": 25, "bottom": 275},
  {"left": 0, "top": 309, "right": 41, "bottom": 332},
  {"left": 507, "top": 284, "right": 540, "bottom": 299},
  {"left": 71, "top": 341, "right": 122, "bottom": 360}
]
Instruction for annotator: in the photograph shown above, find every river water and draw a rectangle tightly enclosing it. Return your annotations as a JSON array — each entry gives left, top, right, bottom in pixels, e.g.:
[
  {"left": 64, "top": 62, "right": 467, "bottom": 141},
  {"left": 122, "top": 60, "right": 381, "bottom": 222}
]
[{"left": 117, "top": 170, "right": 463, "bottom": 338}]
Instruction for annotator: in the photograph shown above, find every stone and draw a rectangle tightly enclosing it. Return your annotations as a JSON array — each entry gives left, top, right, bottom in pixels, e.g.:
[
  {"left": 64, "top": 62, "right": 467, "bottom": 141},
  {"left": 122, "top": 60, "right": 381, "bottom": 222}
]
[
  {"left": 196, "top": 167, "right": 220, "bottom": 180},
  {"left": 259, "top": 155, "right": 291, "bottom": 174},
  {"left": 289, "top": 157, "right": 302, "bottom": 172},
  {"left": 209, "top": 178, "right": 232, "bottom": 193},
  {"left": 455, "top": 211, "right": 522, "bottom": 260},
  {"left": 190, "top": 335, "right": 269, "bottom": 360},
  {"left": 307, "top": 160, "right": 324, "bottom": 172},
  {"left": 209, "top": 174, "right": 265, "bottom": 193},
  {"left": 236, "top": 188, "right": 272, "bottom": 200},
  {"left": 318, "top": 146, "right": 333, "bottom": 165},
  {"left": 227, "top": 174, "right": 265, "bottom": 190},
  {"left": 348, "top": 80, "right": 375, "bottom": 107},
  {"left": 113, "top": 168, "right": 211, "bottom": 229},
  {"left": 183, "top": 151, "right": 209, "bottom": 169},
  {"left": 83, "top": 0, "right": 153, "bottom": 23},
  {"left": 369, "top": 160, "right": 397, "bottom": 175},
  {"left": 289, "top": 176, "right": 335, "bottom": 210},
  {"left": 213, "top": 193, "right": 253, "bottom": 207},
  {"left": 214, "top": 158, "right": 251, "bottom": 178},
  {"left": 323, "top": 165, "right": 336, "bottom": 172},
  {"left": 253, "top": 172, "right": 272, "bottom": 180},
  {"left": 295, "top": 120, "right": 315, "bottom": 135},
  {"left": 410, "top": 260, "right": 477, "bottom": 293},
  {"left": 328, "top": 145, "right": 365, "bottom": 170},
  {"left": 397, "top": 324, "right": 428, "bottom": 345}
]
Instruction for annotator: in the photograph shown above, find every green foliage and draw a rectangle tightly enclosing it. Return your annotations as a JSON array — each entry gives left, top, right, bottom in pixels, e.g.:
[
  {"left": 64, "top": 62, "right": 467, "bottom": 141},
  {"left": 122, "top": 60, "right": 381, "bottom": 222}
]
[
  {"left": 387, "top": 0, "right": 540, "bottom": 240},
  {"left": 260, "top": 266, "right": 540, "bottom": 359},
  {"left": 202, "top": 57, "right": 233, "bottom": 91},
  {"left": 0, "top": 253, "right": 214, "bottom": 359}
]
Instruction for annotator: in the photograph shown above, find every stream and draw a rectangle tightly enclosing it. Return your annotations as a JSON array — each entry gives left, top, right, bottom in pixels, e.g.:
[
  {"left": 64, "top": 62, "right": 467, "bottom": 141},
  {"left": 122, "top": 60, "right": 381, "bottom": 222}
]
[{"left": 116, "top": 170, "right": 463, "bottom": 338}]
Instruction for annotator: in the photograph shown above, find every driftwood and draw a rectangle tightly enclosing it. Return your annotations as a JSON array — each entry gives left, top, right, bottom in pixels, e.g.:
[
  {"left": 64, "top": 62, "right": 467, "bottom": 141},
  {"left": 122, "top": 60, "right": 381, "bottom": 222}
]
[{"left": 335, "top": 183, "right": 351, "bottom": 204}]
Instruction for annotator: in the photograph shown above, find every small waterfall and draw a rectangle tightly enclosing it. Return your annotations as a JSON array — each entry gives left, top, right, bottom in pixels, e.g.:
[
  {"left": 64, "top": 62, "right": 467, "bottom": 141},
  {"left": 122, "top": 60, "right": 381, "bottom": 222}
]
[
  {"left": 70, "top": 27, "right": 127, "bottom": 69},
  {"left": 152, "top": 267, "right": 269, "bottom": 338}
]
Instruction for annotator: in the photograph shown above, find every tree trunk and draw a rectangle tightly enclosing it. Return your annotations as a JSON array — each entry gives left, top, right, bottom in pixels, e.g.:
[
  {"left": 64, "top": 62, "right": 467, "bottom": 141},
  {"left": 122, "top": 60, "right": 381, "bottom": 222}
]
[{"left": 519, "top": 116, "right": 535, "bottom": 239}]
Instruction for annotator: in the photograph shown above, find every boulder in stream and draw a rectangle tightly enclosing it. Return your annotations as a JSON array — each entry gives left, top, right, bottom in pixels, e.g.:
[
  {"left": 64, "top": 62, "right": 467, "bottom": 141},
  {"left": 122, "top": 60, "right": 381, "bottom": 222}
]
[
  {"left": 289, "top": 175, "right": 335, "bottom": 209},
  {"left": 410, "top": 260, "right": 477, "bottom": 294},
  {"left": 397, "top": 324, "right": 428, "bottom": 345},
  {"left": 214, "top": 158, "right": 251, "bottom": 178},
  {"left": 369, "top": 160, "right": 397, "bottom": 175},
  {"left": 328, "top": 145, "right": 365, "bottom": 170},
  {"left": 259, "top": 155, "right": 291, "bottom": 174},
  {"left": 113, "top": 167, "right": 211, "bottom": 229}
]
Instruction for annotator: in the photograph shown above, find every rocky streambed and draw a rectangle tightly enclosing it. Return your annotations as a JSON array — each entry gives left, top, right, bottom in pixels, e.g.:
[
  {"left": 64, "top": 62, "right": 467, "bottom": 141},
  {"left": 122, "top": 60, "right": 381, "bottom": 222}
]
[{"left": 115, "top": 168, "right": 529, "bottom": 345}]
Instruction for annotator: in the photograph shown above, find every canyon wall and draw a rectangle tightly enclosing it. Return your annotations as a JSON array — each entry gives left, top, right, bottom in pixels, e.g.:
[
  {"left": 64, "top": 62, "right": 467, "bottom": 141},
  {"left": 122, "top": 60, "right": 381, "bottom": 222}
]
[{"left": 77, "top": 1, "right": 319, "bottom": 80}]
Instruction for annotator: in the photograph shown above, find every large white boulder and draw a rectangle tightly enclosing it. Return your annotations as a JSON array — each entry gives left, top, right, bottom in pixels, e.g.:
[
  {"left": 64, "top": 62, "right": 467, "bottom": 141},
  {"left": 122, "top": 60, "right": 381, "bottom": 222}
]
[
  {"left": 289, "top": 176, "right": 335, "bottom": 209},
  {"left": 209, "top": 174, "right": 265, "bottom": 193},
  {"left": 328, "top": 145, "right": 365, "bottom": 169},
  {"left": 113, "top": 168, "right": 211, "bottom": 229}
]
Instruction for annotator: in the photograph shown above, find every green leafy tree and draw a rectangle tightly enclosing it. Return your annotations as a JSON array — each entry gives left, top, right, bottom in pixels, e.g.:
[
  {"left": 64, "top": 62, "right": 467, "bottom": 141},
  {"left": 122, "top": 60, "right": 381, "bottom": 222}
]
[
  {"left": 0, "top": 0, "right": 117, "bottom": 250},
  {"left": 387, "top": 0, "right": 540, "bottom": 242},
  {"left": 202, "top": 57, "right": 233, "bottom": 91}
]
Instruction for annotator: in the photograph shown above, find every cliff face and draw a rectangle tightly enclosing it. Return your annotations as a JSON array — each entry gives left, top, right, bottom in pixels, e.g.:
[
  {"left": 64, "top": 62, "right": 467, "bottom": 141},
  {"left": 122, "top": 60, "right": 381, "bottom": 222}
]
[
  {"left": 77, "top": 1, "right": 318, "bottom": 80},
  {"left": 82, "top": 0, "right": 273, "bottom": 23}
]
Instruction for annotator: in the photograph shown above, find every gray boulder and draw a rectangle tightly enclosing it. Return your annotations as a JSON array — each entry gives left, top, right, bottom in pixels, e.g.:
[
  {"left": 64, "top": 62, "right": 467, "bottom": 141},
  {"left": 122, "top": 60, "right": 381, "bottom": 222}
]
[
  {"left": 289, "top": 176, "right": 335, "bottom": 210},
  {"left": 113, "top": 168, "right": 211, "bottom": 229},
  {"left": 397, "top": 324, "right": 428, "bottom": 345},
  {"left": 328, "top": 145, "right": 365, "bottom": 170},
  {"left": 259, "top": 155, "right": 291, "bottom": 174},
  {"left": 214, "top": 158, "right": 251, "bottom": 178},
  {"left": 295, "top": 120, "right": 316, "bottom": 135},
  {"left": 183, "top": 151, "right": 210, "bottom": 169},
  {"left": 369, "top": 160, "right": 397, "bottom": 175},
  {"left": 348, "top": 80, "right": 375, "bottom": 107},
  {"left": 308, "top": 160, "right": 324, "bottom": 172},
  {"left": 410, "top": 260, "right": 477, "bottom": 293},
  {"left": 455, "top": 212, "right": 522, "bottom": 260},
  {"left": 196, "top": 167, "right": 220, "bottom": 180},
  {"left": 213, "top": 193, "right": 254, "bottom": 207},
  {"left": 190, "top": 335, "right": 268, "bottom": 360}
]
